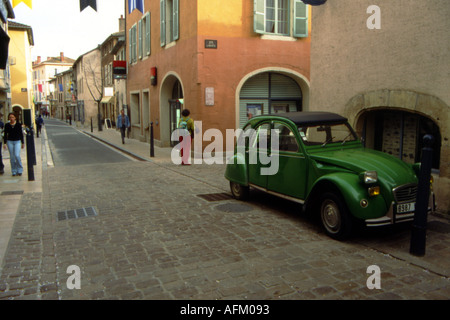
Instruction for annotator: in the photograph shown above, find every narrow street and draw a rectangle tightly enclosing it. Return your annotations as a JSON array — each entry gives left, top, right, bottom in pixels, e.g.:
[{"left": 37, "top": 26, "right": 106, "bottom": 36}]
[
  {"left": 0, "top": 121, "right": 448, "bottom": 306},
  {"left": 44, "top": 119, "right": 132, "bottom": 166}
]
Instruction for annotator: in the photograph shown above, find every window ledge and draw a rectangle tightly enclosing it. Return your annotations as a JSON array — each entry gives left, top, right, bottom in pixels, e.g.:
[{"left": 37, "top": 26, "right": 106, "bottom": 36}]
[
  {"left": 260, "top": 34, "right": 297, "bottom": 41},
  {"left": 164, "top": 41, "right": 177, "bottom": 49}
]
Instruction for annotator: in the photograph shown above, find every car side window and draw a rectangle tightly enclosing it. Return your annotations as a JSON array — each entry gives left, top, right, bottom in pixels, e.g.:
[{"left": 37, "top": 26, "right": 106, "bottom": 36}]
[
  {"left": 254, "top": 123, "right": 271, "bottom": 150},
  {"left": 274, "top": 122, "right": 299, "bottom": 152}
]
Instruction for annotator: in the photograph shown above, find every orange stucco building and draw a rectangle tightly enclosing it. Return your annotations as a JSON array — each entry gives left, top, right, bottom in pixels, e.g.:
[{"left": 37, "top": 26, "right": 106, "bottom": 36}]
[{"left": 126, "top": 0, "right": 311, "bottom": 149}]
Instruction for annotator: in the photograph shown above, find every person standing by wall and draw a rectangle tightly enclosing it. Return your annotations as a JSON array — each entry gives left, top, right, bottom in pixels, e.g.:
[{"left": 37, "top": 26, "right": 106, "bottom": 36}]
[
  {"left": 3, "top": 113, "right": 24, "bottom": 176},
  {"left": 178, "top": 109, "right": 195, "bottom": 165},
  {"left": 117, "top": 109, "right": 130, "bottom": 144},
  {"left": 0, "top": 113, "right": 4, "bottom": 174}
]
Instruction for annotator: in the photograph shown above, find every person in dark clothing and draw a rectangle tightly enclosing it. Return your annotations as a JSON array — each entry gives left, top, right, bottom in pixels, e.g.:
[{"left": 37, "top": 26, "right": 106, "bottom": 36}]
[
  {"left": 0, "top": 113, "right": 4, "bottom": 174},
  {"left": 36, "top": 114, "right": 44, "bottom": 136},
  {"left": 3, "top": 113, "right": 24, "bottom": 176},
  {"left": 117, "top": 109, "right": 130, "bottom": 144}
]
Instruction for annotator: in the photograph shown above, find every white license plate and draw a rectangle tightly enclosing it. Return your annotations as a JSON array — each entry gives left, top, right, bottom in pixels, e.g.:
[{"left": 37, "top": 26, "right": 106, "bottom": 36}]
[{"left": 397, "top": 202, "right": 415, "bottom": 213}]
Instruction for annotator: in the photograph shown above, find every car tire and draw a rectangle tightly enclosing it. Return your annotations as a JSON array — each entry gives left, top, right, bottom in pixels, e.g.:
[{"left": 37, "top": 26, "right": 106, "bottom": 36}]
[
  {"left": 319, "top": 192, "right": 352, "bottom": 240},
  {"left": 230, "top": 182, "right": 249, "bottom": 200}
]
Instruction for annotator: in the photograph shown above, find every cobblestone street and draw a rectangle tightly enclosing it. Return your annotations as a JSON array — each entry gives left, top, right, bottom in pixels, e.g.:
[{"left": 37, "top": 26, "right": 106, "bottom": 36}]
[{"left": 0, "top": 125, "right": 449, "bottom": 303}]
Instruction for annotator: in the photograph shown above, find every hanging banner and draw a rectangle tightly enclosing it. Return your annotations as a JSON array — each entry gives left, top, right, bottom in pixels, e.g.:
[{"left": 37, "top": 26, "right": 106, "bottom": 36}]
[
  {"left": 12, "top": 0, "right": 32, "bottom": 9},
  {"left": 80, "top": 0, "right": 97, "bottom": 12},
  {"left": 128, "top": 0, "right": 144, "bottom": 14},
  {"left": 301, "top": 0, "right": 327, "bottom": 5}
]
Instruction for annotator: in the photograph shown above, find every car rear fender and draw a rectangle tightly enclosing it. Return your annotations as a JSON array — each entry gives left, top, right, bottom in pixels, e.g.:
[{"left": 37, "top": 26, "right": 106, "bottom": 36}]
[{"left": 307, "top": 173, "right": 388, "bottom": 220}]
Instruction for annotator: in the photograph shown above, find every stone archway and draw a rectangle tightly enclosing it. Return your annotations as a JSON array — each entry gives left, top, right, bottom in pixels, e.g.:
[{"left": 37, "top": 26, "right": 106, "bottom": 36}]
[
  {"left": 345, "top": 89, "right": 450, "bottom": 214},
  {"left": 12, "top": 105, "right": 24, "bottom": 123},
  {"left": 345, "top": 89, "right": 448, "bottom": 174}
]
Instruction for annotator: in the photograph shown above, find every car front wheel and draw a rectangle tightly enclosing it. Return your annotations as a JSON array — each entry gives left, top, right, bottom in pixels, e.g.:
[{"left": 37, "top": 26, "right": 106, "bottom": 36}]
[
  {"left": 319, "top": 192, "right": 352, "bottom": 240},
  {"left": 230, "top": 182, "right": 249, "bottom": 200}
]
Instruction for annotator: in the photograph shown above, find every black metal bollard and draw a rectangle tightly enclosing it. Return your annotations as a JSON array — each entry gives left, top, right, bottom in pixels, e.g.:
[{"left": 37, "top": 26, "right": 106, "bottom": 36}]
[
  {"left": 26, "top": 128, "right": 35, "bottom": 181},
  {"left": 410, "top": 134, "right": 434, "bottom": 256},
  {"left": 91, "top": 118, "right": 93, "bottom": 133},
  {"left": 150, "top": 122, "right": 155, "bottom": 157}
]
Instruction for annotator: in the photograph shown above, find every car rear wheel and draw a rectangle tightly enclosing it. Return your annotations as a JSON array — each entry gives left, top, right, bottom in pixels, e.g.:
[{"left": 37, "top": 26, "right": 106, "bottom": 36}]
[
  {"left": 319, "top": 192, "right": 352, "bottom": 240},
  {"left": 230, "top": 182, "right": 249, "bottom": 200}
]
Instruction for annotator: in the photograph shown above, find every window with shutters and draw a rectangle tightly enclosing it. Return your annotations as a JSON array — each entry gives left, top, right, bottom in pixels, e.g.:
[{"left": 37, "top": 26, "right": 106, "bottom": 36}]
[
  {"left": 160, "top": 0, "right": 179, "bottom": 47},
  {"left": 139, "top": 12, "right": 151, "bottom": 59},
  {"left": 254, "top": 0, "right": 308, "bottom": 38}
]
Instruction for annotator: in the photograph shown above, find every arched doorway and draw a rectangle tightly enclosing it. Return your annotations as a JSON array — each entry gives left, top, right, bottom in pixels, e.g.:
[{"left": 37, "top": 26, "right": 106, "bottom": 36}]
[
  {"left": 159, "top": 73, "right": 184, "bottom": 147},
  {"left": 238, "top": 71, "right": 305, "bottom": 128},
  {"left": 168, "top": 80, "right": 184, "bottom": 147},
  {"left": 358, "top": 109, "right": 441, "bottom": 170},
  {"left": 12, "top": 105, "right": 23, "bottom": 123}
]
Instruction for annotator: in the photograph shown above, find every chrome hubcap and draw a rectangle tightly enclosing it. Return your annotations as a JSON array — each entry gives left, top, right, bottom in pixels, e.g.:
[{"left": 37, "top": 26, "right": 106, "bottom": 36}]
[{"left": 321, "top": 200, "right": 341, "bottom": 233}]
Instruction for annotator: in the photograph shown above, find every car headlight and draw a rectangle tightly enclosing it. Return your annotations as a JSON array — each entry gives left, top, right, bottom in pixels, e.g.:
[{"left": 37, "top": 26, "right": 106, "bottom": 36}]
[{"left": 360, "top": 171, "right": 378, "bottom": 184}]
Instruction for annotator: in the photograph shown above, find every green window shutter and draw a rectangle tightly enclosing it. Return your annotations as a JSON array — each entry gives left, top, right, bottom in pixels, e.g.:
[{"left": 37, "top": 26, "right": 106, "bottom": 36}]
[
  {"left": 173, "top": 0, "right": 179, "bottom": 41},
  {"left": 294, "top": 0, "right": 308, "bottom": 37},
  {"left": 129, "top": 28, "right": 132, "bottom": 62},
  {"left": 160, "top": 0, "right": 166, "bottom": 47},
  {"left": 133, "top": 25, "right": 137, "bottom": 62},
  {"left": 254, "top": 0, "right": 265, "bottom": 34},
  {"left": 138, "top": 19, "right": 143, "bottom": 59},
  {"left": 129, "top": 25, "right": 137, "bottom": 63},
  {"left": 146, "top": 13, "right": 151, "bottom": 55}
]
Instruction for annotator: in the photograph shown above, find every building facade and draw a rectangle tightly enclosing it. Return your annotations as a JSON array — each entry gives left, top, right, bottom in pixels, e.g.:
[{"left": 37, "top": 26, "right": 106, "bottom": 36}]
[
  {"left": 99, "top": 15, "right": 126, "bottom": 128},
  {"left": 309, "top": 0, "right": 449, "bottom": 213},
  {"left": 8, "top": 20, "right": 34, "bottom": 124},
  {"left": 49, "top": 68, "right": 75, "bottom": 121},
  {"left": 126, "top": 0, "right": 311, "bottom": 147},
  {"left": 73, "top": 47, "right": 102, "bottom": 128},
  {"left": 0, "top": 0, "right": 14, "bottom": 122},
  {"left": 32, "top": 52, "right": 75, "bottom": 116}
]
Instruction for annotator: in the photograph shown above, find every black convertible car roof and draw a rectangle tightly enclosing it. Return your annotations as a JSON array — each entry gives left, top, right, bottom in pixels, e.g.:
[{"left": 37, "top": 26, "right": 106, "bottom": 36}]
[{"left": 252, "top": 112, "right": 348, "bottom": 126}]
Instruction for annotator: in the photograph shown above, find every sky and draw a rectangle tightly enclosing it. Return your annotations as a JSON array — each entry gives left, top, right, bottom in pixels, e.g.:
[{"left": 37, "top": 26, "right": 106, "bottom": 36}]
[{"left": 10, "top": 0, "right": 126, "bottom": 61}]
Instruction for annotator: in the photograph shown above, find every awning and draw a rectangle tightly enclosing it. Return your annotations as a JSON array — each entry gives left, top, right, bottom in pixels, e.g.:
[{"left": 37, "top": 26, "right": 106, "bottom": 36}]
[
  {"left": 0, "top": 27, "right": 10, "bottom": 70},
  {"left": 101, "top": 96, "right": 114, "bottom": 104}
]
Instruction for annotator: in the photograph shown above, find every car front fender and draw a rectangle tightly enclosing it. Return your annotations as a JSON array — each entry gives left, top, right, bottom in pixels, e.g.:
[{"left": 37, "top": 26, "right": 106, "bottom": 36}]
[
  {"left": 224, "top": 153, "right": 248, "bottom": 186},
  {"left": 310, "top": 173, "right": 388, "bottom": 220}
]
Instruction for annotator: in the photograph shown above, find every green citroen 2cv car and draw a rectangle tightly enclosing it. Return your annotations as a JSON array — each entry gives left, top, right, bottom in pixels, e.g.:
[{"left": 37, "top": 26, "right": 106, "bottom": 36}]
[{"left": 225, "top": 112, "right": 429, "bottom": 240}]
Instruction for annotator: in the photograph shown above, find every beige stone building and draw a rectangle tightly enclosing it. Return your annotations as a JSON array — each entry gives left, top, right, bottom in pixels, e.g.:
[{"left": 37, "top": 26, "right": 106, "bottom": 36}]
[
  {"left": 309, "top": 0, "right": 449, "bottom": 213},
  {"left": 73, "top": 47, "right": 101, "bottom": 128}
]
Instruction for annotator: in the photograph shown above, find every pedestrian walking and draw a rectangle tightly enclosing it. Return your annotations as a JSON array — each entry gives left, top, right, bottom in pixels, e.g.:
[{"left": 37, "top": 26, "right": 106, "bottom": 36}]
[
  {"left": 3, "top": 113, "right": 24, "bottom": 176},
  {"left": 178, "top": 109, "right": 195, "bottom": 165},
  {"left": 117, "top": 109, "right": 130, "bottom": 144},
  {"left": 0, "top": 113, "right": 4, "bottom": 174},
  {"left": 36, "top": 114, "right": 44, "bottom": 136}
]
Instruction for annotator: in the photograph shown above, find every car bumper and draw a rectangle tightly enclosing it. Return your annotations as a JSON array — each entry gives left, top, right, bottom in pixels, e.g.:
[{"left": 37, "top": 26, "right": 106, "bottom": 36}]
[{"left": 365, "top": 192, "right": 435, "bottom": 227}]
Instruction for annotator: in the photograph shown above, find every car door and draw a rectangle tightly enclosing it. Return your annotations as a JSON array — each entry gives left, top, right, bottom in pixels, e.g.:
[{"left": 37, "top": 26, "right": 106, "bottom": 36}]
[
  {"left": 266, "top": 121, "right": 308, "bottom": 200},
  {"left": 248, "top": 122, "right": 271, "bottom": 188}
]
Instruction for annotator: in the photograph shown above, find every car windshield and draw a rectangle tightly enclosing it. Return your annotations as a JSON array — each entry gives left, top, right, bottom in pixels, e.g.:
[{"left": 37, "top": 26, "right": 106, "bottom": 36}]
[{"left": 298, "top": 123, "right": 358, "bottom": 147}]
